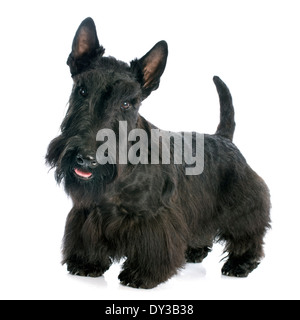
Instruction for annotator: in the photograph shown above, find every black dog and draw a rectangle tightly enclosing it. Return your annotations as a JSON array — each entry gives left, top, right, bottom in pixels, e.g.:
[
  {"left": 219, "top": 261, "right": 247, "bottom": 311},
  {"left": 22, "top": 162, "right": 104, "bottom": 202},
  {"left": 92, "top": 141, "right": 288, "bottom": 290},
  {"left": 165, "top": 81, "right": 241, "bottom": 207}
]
[{"left": 46, "top": 17, "right": 271, "bottom": 289}]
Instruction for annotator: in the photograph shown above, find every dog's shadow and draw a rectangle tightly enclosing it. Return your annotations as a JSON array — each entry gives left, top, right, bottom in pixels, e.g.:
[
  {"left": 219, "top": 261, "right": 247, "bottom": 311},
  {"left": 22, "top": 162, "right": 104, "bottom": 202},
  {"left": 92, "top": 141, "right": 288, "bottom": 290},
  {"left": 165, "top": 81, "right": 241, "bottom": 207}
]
[
  {"left": 66, "top": 271, "right": 108, "bottom": 288},
  {"left": 177, "top": 263, "right": 207, "bottom": 280}
]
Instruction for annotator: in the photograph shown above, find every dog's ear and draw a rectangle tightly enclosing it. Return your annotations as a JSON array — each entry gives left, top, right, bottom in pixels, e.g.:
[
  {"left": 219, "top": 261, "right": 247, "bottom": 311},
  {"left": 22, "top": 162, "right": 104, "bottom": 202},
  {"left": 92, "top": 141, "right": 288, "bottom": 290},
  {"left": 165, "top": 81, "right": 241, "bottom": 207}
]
[
  {"left": 131, "top": 41, "right": 168, "bottom": 99},
  {"left": 67, "top": 17, "right": 105, "bottom": 76}
]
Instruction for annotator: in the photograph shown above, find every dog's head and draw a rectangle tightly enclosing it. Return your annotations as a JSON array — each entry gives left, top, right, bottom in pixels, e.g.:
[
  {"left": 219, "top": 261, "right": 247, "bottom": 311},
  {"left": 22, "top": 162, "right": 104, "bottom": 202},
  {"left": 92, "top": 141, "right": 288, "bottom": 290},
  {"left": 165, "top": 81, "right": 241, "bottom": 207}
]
[{"left": 46, "top": 17, "right": 168, "bottom": 201}]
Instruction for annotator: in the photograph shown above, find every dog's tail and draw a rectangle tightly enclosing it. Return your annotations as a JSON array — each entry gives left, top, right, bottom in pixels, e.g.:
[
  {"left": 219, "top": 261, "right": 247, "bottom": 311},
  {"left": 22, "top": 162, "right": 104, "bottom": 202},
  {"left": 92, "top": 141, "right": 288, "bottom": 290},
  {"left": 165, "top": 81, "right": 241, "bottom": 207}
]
[{"left": 213, "top": 76, "right": 235, "bottom": 141}]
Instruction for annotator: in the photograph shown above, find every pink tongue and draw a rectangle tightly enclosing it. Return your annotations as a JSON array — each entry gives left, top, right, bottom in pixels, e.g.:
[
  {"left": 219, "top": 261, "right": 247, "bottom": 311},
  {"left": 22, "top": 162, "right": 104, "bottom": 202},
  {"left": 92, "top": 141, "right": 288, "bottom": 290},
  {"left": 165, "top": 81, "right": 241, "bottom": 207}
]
[{"left": 74, "top": 168, "right": 92, "bottom": 178}]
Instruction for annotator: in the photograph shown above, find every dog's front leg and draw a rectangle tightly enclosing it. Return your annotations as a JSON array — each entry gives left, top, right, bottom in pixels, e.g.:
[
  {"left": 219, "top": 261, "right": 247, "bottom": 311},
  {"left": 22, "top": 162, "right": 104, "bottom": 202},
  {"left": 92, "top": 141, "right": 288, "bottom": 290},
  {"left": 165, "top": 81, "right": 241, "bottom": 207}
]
[
  {"left": 62, "top": 207, "right": 112, "bottom": 277},
  {"left": 118, "top": 210, "right": 186, "bottom": 289}
]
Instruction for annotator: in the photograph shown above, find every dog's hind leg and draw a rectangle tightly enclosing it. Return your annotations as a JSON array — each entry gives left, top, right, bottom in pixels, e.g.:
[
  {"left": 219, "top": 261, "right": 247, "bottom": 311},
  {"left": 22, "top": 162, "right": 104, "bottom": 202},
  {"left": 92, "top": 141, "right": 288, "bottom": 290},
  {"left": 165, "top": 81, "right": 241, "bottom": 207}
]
[
  {"left": 220, "top": 206, "right": 270, "bottom": 278},
  {"left": 220, "top": 235, "right": 264, "bottom": 277},
  {"left": 219, "top": 177, "right": 271, "bottom": 277}
]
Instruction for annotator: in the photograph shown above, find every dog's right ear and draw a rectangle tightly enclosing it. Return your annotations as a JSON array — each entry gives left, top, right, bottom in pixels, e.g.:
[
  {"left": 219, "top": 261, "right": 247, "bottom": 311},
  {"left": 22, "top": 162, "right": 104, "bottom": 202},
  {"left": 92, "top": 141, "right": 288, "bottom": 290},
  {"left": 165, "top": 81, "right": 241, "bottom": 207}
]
[{"left": 67, "top": 17, "right": 105, "bottom": 76}]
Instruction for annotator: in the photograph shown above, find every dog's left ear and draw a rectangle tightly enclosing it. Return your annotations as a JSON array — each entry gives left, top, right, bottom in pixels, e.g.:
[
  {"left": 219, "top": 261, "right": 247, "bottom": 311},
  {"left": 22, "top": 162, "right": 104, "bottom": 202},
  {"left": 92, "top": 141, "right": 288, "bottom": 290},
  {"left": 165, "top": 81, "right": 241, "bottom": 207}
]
[
  {"left": 131, "top": 41, "right": 168, "bottom": 99},
  {"left": 67, "top": 17, "right": 105, "bottom": 76}
]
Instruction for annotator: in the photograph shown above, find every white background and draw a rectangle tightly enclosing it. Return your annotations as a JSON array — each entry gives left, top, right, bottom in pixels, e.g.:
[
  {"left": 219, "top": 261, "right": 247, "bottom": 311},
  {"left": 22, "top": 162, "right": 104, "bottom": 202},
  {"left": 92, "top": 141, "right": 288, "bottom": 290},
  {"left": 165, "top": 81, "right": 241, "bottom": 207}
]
[{"left": 0, "top": 0, "right": 299, "bottom": 300}]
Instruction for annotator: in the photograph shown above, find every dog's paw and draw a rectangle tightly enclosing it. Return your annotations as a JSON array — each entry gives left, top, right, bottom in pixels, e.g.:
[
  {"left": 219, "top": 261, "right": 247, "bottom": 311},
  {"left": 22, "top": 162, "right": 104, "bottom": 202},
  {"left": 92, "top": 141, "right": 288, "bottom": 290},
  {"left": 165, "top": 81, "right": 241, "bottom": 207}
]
[
  {"left": 118, "top": 268, "right": 159, "bottom": 289},
  {"left": 185, "top": 246, "right": 211, "bottom": 263},
  {"left": 66, "top": 258, "right": 111, "bottom": 277},
  {"left": 221, "top": 258, "right": 259, "bottom": 277}
]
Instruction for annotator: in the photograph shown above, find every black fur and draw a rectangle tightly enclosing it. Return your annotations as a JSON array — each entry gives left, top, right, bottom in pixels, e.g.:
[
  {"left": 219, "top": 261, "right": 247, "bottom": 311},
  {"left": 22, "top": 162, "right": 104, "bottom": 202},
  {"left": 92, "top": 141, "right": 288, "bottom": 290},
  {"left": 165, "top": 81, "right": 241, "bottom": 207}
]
[{"left": 46, "top": 17, "right": 271, "bottom": 289}]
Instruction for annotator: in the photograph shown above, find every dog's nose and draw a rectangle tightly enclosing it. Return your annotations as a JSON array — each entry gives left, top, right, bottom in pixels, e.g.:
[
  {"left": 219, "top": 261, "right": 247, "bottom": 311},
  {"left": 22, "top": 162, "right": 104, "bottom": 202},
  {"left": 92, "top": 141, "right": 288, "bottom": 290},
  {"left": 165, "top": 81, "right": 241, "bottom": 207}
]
[{"left": 76, "top": 154, "right": 98, "bottom": 169}]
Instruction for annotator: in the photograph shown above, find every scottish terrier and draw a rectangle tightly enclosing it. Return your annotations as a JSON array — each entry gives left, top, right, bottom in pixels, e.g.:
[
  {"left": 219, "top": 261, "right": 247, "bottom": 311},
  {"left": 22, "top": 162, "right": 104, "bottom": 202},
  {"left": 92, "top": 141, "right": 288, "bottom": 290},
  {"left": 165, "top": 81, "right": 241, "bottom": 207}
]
[{"left": 46, "top": 17, "right": 271, "bottom": 289}]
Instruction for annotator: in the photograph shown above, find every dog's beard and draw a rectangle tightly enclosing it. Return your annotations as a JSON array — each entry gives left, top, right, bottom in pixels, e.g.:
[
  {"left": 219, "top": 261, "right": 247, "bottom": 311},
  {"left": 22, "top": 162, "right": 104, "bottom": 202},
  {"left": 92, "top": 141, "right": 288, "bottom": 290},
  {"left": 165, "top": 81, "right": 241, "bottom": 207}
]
[{"left": 47, "top": 145, "right": 117, "bottom": 203}]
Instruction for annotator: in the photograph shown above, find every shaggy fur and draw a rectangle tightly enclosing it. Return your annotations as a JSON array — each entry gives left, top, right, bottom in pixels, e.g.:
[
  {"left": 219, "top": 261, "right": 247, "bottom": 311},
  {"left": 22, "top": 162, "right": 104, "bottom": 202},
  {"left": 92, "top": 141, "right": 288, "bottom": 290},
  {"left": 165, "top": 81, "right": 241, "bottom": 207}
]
[{"left": 46, "top": 17, "right": 271, "bottom": 289}]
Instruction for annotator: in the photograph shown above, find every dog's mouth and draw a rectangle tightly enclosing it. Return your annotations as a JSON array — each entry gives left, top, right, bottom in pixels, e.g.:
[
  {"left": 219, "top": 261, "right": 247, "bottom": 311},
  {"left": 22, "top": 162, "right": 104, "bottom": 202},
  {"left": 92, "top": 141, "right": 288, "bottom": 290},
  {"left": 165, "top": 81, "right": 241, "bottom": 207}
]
[{"left": 74, "top": 168, "right": 93, "bottom": 180}]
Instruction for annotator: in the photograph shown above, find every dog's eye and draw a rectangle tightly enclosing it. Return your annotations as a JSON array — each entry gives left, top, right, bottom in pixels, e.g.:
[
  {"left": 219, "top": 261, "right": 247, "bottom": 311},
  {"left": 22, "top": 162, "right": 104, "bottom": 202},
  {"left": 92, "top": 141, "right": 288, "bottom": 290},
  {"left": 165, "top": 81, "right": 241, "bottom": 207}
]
[
  {"left": 79, "top": 86, "right": 88, "bottom": 97},
  {"left": 121, "top": 102, "right": 132, "bottom": 111}
]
